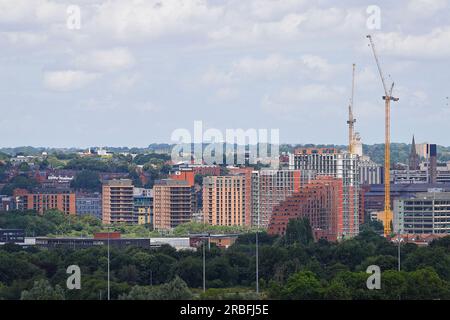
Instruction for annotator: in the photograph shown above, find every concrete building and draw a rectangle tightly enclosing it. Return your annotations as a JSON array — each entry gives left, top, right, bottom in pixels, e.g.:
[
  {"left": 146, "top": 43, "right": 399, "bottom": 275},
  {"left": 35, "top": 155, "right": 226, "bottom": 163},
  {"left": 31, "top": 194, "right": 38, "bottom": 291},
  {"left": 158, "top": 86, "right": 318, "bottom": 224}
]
[
  {"left": 76, "top": 193, "right": 102, "bottom": 220},
  {"left": 133, "top": 187, "right": 153, "bottom": 197},
  {"left": 13, "top": 189, "right": 76, "bottom": 215},
  {"left": 0, "top": 195, "right": 13, "bottom": 211},
  {"left": 203, "top": 174, "right": 251, "bottom": 227},
  {"left": 102, "top": 179, "right": 134, "bottom": 224},
  {"left": 391, "top": 163, "right": 450, "bottom": 184},
  {"left": 358, "top": 156, "right": 383, "bottom": 185},
  {"left": 353, "top": 132, "right": 363, "bottom": 157},
  {"left": 251, "top": 169, "right": 303, "bottom": 228},
  {"left": 364, "top": 183, "right": 450, "bottom": 223},
  {"left": 289, "top": 148, "right": 360, "bottom": 237},
  {"left": 0, "top": 229, "right": 25, "bottom": 244},
  {"left": 134, "top": 194, "right": 153, "bottom": 225},
  {"left": 394, "top": 190, "right": 450, "bottom": 234},
  {"left": 153, "top": 179, "right": 195, "bottom": 230},
  {"left": 268, "top": 176, "right": 344, "bottom": 241}
]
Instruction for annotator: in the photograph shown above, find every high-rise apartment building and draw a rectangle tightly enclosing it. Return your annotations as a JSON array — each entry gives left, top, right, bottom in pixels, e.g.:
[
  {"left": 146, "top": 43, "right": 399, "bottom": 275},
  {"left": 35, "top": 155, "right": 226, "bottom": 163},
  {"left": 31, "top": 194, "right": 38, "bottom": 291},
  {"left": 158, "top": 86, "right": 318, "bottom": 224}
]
[
  {"left": 289, "top": 148, "right": 360, "bottom": 237},
  {"left": 251, "top": 170, "right": 303, "bottom": 228},
  {"left": 153, "top": 179, "right": 195, "bottom": 230},
  {"left": 268, "top": 176, "right": 344, "bottom": 241},
  {"left": 102, "top": 179, "right": 134, "bottom": 224},
  {"left": 203, "top": 174, "right": 251, "bottom": 227}
]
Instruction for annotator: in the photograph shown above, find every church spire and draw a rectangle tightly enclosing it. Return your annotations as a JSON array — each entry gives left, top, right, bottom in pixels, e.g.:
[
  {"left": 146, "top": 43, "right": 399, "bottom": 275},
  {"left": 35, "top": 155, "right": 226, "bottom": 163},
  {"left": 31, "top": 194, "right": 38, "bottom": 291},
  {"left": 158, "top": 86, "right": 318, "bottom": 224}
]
[{"left": 409, "top": 135, "right": 419, "bottom": 170}]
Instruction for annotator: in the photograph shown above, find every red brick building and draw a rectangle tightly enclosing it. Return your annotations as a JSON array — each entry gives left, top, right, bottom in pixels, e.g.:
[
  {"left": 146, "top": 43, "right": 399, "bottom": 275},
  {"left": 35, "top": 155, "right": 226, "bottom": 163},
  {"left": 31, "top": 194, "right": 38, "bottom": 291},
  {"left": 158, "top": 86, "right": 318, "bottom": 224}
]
[
  {"left": 169, "top": 170, "right": 195, "bottom": 187},
  {"left": 268, "top": 176, "right": 344, "bottom": 241},
  {"left": 13, "top": 189, "right": 76, "bottom": 215}
]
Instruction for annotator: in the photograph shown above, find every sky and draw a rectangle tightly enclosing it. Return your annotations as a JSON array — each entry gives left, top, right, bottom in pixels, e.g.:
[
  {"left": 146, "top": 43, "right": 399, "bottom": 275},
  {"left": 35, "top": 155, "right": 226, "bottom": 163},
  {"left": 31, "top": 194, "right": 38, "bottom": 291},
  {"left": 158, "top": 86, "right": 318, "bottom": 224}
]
[{"left": 1, "top": 0, "right": 450, "bottom": 148}]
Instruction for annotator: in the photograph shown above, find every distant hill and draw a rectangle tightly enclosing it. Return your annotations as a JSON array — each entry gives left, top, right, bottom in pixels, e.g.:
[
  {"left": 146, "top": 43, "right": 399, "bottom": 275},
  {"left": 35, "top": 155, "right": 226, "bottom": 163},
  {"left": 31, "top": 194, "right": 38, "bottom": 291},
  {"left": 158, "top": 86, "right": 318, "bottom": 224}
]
[{"left": 1, "top": 143, "right": 449, "bottom": 166}]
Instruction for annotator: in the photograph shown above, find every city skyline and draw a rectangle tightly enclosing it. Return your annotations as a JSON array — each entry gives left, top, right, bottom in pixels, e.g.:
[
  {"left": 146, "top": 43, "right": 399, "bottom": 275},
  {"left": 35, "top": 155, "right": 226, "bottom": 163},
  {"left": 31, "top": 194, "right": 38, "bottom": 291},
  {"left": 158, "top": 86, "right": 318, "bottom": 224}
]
[{"left": 1, "top": 0, "right": 450, "bottom": 147}]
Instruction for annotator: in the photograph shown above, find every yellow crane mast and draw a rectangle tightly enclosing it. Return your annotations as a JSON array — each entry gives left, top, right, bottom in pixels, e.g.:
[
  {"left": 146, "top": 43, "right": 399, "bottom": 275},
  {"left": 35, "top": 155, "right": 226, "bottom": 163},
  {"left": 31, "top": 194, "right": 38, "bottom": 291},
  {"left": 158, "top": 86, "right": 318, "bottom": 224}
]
[
  {"left": 366, "top": 35, "right": 399, "bottom": 237},
  {"left": 348, "top": 64, "right": 356, "bottom": 153}
]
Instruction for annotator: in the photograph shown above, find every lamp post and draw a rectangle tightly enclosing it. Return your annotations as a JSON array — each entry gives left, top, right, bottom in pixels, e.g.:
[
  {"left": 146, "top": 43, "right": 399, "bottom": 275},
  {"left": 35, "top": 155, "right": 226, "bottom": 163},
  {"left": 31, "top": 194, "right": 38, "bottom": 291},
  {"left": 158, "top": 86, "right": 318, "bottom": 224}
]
[
  {"left": 150, "top": 269, "right": 153, "bottom": 286},
  {"left": 256, "top": 230, "right": 259, "bottom": 295},
  {"left": 105, "top": 226, "right": 114, "bottom": 301},
  {"left": 202, "top": 236, "right": 206, "bottom": 293},
  {"left": 256, "top": 210, "right": 260, "bottom": 296},
  {"left": 107, "top": 230, "right": 110, "bottom": 301},
  {"left": 396, "top": 236, "right": 404, "bottom": 272}
]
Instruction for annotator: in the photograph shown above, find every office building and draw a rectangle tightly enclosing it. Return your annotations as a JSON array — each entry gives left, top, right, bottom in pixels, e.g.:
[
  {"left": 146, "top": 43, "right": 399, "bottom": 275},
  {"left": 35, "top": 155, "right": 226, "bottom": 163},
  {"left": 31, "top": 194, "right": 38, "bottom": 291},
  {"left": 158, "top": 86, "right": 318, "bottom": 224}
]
[
  {"left": 393, "top": 190, "right": 450, "bottom": 234},
  {"left": 76, "top": 193, "right": 102, "bottom": 220},
  {"left": 0, "top": 229, "right": 25, "bottom": 244},
  {"left": 363, "top": 183, "right": 450, "bottom": 222}
]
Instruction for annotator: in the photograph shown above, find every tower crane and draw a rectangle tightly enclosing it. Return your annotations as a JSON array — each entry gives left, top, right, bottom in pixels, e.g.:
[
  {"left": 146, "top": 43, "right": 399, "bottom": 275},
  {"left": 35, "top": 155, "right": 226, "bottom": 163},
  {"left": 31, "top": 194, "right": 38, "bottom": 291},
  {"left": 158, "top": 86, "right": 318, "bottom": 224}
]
[
  {"left": 366, "top": 35, "right": 399, "bottom": 237},
  {"left": 347, "top": 64, "right": 356, "bottom": 154}
]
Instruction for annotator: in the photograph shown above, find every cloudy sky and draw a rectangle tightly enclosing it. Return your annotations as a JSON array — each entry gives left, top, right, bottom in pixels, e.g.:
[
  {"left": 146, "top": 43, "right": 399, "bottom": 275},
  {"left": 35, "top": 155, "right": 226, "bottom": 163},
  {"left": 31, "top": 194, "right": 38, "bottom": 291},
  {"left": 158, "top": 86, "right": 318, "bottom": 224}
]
[{"left": 1, "top": 0, "right": 450, "bottom": 147}]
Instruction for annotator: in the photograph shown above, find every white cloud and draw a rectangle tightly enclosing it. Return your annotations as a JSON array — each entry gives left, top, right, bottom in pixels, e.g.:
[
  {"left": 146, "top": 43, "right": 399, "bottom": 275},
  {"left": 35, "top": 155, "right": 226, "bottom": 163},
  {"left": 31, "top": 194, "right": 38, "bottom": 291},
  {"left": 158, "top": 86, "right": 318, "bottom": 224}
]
[
  {"left": 202, "top": 54, "right": 339, "bottom": 85},
  {"left": 374, "top": 28, "right": 450, "bottom": 59},
  {"left": 1, "top": 32, "right": 48, "bottom": 46},
  {"left": 90, "top": 0, "right": 223, "bottom": 41},
  {"left": 0, "top": 0, "right": 66, "bottom": 25},
  {"left": 407, "top": 0, "right": 448, "bottom": 17},
  {"left": 43, "top": 70, "right": 99, "bottom": 91},
  {"left": 113, "top": 73, "right": 140, "bottom": 90},
  {"left": 208, "top": 7, "right": 366, "bottom": 46},
  {"left": 262, "top": 84, "right": 346, "bottom": 115},
  {"left": 74, "top": 47, "right": 135, "bottom": 72}
]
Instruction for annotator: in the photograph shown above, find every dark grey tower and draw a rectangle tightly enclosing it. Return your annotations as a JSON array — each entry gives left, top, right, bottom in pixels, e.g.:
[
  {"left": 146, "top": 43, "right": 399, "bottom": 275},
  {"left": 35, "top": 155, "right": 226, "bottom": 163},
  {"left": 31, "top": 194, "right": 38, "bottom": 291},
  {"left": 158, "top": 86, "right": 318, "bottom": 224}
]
[{"left": 428, "top": 144, "right": 437, "bottom": 184}]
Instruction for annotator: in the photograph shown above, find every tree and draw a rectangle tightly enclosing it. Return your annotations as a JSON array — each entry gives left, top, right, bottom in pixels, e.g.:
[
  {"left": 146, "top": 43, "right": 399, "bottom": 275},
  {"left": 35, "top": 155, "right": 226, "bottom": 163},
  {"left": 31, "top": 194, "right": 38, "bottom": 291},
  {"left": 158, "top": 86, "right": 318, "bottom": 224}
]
[
  {"left": 359, "top": 220, "right": 384, "bottom": 234},
  {"left": 172, "top": 256, "right": 203, "bottom": 288},
  {"left": 322, "top": 280, "right": 352, "bottom": 300},
  {"left": 1, "top": 175, "right": 38, "bottom": 195},
  {"left": 119, "top": 277, "right": 193, "bottom": 300},
  {"left": 161, "top": 276, "right": 194, "bottom": 300},
  {"left": 70, "top": 170, "right": 101, "bottom": 192},
  {"left": 280, "top": 271, "right": 322, "bottom": 300},
  {"left": 18, "top": 162, "right": 30, "bottom": 172},
  {"left": 20, "top": 279, "right": 65, "bottom": 300},
  {"left": 283, "top": 218, "right": 314, "bottom": 246},
  {"left": 404, "top": 267, "right": 450, "bottom": 300}
]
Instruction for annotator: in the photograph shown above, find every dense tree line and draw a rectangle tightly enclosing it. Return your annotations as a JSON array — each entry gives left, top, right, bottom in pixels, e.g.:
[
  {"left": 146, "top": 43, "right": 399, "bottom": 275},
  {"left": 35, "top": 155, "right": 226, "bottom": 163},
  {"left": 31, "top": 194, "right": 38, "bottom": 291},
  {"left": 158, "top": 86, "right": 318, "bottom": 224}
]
[{"left": 1, "top": 214, "right": 450, "bottom": 300}]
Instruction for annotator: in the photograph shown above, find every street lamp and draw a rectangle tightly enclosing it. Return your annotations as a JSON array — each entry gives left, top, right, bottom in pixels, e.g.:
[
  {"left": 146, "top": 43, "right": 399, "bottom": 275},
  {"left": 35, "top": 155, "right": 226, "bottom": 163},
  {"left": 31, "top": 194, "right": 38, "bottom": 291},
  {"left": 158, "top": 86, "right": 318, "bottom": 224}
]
[
  {"left": 104, "top": 226, "right": 114, "bottom": 301},
  {"left": 203, "top": 237, "right": 206, "bottom": 293},
  {"left": 396, "top": 236, "right": 404, "bottom": 272},
  {"left": 150, "top": 269, "right": 153, "bottom": 286},
  {"left": 256, "top": 211, "right": 260, "bottom": 296},
  {"left": 201, "top": 233, "right": 210, "bottom": 293}
]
